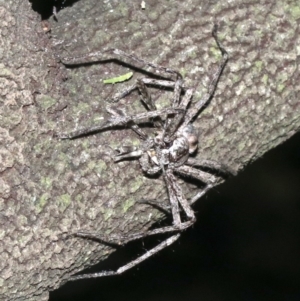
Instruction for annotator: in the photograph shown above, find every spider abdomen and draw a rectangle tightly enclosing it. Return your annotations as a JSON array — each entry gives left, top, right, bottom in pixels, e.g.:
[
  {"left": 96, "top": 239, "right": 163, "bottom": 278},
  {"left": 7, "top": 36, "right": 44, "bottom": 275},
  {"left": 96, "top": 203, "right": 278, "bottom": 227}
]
[
  {"left": 169, "top": 136, "right": 190, "bottom": 167},
  {"left": 179, "top": 124, "right": 198, "bottom": 154}
]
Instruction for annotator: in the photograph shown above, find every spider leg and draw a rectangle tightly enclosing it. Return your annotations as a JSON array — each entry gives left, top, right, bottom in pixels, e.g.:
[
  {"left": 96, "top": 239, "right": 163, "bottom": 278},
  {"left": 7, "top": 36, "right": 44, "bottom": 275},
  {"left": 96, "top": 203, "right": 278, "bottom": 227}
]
[
  {"left": 58, "top": 107, "right": 182, "bottom": 139},
  {"left": 67, "top": 171, "right": 199, "bottom": 282},
  {"left": 108, "top": 83, "right": 137, "bottom": 103},
  {"left": 163, "top": 88, "right": 194, "bottom": 141},
  {"left": 182, "top": 24, "right": 228, "bottom": 127},
  {"left": 108, "top": 78, "right": 186, "bottom": 103},
  {"left": 117, "top": 170, "right": 195, "bottom": 241},
  {"left": 174, "top": 165, "right": 221, "bottom": 185},
  {"left": 112, "top": 48, "right": 183, "bottom": 82},
  {"left": 138, "top": 183, "right": 214, "bottom": 216},
  {"left": 137, "top": 198, "right": 171, "bottom": 215},
  {"left": 161, "top": 72, "right": 184, "bottom": 141},
  {"left": 138, "top": 174, "right": 218, "bottom": 215},
  {"left": 67, "top": 233, "right": 180, "bottom": 281},
  {"left": 112, "top": 50, "right": 183, "bottom": 108},
  {"left": 110, "top": 77, "right": 187, "bottom": 134},
  {"left": 185, "top": 158, "right": 237, "bottom": 177},
  {"left": 167, "top": 170, "right": 195, "bottom": 220},
  {"left": 174, "top": 161, "right": 235, "bottom": 204},
  {"left": 74, "top": 170, "right": 195, "bottom": 245},
  {"left": 62, "top": 48, "right": 184, "bottom": 118},
  {"left": 62, "top": 48, "right": 187, "bottom": 135},
  {"left": 175, "top": 159, "right": 236, "bottom": 206},
  {"left": 62, "top": 48, "right": 182, "bottom": 80},
  {"left": 136, "top": 79, "right": 163, "bottom": 128},
  {"left": 136, "top": 79, "right": 156, "bottom": 111},
  {"left": 189, "top": 184, "right": 214, "bottom": 206},
  {"left": 105, "top": 106, "right": 150, "bottom": 141}
]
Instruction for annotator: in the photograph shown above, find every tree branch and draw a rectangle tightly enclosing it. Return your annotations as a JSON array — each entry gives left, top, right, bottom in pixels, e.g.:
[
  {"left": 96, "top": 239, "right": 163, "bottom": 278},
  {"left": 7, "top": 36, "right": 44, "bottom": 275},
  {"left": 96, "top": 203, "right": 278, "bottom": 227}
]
[{"left": 1, "top": 0, "right": 299, "bottom": 300}]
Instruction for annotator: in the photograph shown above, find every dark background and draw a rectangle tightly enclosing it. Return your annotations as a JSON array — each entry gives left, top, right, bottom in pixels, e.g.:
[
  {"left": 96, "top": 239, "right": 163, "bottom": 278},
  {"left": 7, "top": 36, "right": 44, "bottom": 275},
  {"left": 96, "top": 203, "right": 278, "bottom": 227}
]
[
  {"left": 50, "top": 132, "right": 300, "bottom": 301},
  {"left": 29, "top": 2, "right": 300, "bottom": 300}
]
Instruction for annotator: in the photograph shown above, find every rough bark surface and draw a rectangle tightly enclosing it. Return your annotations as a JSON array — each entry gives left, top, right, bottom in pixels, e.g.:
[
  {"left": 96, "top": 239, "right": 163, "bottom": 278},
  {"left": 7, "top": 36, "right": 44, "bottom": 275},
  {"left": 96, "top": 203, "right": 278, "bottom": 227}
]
[{"left": 0, "top": 0, "right": 300, "bottom": 300}]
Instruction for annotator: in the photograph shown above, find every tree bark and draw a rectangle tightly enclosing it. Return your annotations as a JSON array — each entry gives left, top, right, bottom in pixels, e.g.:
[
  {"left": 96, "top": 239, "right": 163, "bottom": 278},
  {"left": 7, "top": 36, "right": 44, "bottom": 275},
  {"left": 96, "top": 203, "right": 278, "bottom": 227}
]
[{"left": 1, "top": 0, "right": 299, "bottom": 300}]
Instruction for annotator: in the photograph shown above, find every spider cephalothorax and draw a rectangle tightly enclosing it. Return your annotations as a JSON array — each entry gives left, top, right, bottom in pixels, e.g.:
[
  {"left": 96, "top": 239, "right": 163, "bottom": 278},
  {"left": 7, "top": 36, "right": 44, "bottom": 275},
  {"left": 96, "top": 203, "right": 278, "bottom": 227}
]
[
  {"left": 113, "top": 115, "right": 199, "bottom": 176},
  {"left": 144, "top": 123, "right": 199, "bottom": 172},
  {"left": 59, "top": 25, "right": 235, "bottom": 281}
]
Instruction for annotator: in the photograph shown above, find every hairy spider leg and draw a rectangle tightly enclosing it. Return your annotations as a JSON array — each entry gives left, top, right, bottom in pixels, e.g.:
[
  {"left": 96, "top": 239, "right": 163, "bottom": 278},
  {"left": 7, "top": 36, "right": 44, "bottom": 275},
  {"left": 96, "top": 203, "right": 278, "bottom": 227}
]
[
  {"left": 62, "top": 46, "right": 184, "bottom": 124},
  {"left": 106, "top": 106, "right": 149, "bottom": 141},
  {"left": 136, "top": 79, "right": 157, "bottom": 111},
  {"left": 114, "top": 49, "right": 185, "bottom": 122},
  {"left": 136, "top": 198, "right": 172, "bottom": 215},
  {"left": 189, "top": 184, "right": 214, "bottom": 206},
  {"left": 67, "top": 233, "right": 181, "bottom": 281},
  {"left": 135, "top": 79, "right": 164, "bottom": 128},
  {"left": 74, "top": 169, "right": 196, "bottom": 246},
  {"left": 68, "top": 168, "right": 216, "bottom": 281},
  {"left": 109, "top": 78, "right": 182, "bottom": 103},
  {"left": 175, "top": 165, "right": 220, "bottom": 184},
  {"left": 62, "top": 48, "right": 182, "bottom": 82},
  {"left": 108, "top": 78, "right": 192, "bottom": 142},
  {"left": 163, "top": 88, "right": 194, "bottom": 141},
  {"left": 63, "top": 45, "right": 188, "bottom": 140},
  {"left": 137, "top": 158, "right": 236, "bottom": 215},
  {"left": 185, "top": 158, "right": 237, "bottom": 177},
  {"left": 112, "top": 48, "right": 183, "bottom": 84},
  {"left": 58, "top": 107, "right": 182, "bottom": 139},
  {"left": 61, "top": 25, "right": 226, "bottom": 127},
  {"left": 181, "top": 25, "right": 229, "bottom": 128},
  {"left": 106, "top": 78, "right": 194, "bottom": 145},
  {"left": 110, "top": 76, "right": 189, "bottom": 139}
]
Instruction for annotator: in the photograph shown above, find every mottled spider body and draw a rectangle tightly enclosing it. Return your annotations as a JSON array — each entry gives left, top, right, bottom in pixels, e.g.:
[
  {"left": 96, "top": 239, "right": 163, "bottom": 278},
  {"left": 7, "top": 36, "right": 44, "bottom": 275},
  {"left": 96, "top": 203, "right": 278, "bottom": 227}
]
[
  {"left": 60, "top": 25, "right": 235, "bottom": 281},
  {"left": 115, "top": 119, "right": 198, "bottom": 175}
]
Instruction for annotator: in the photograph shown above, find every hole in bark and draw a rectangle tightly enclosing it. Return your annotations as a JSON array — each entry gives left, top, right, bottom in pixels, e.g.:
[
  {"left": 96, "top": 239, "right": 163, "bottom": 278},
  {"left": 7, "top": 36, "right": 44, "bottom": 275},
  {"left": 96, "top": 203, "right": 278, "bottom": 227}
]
[{"left": 29, "top": 0, "right": 79, "bottom": 20}]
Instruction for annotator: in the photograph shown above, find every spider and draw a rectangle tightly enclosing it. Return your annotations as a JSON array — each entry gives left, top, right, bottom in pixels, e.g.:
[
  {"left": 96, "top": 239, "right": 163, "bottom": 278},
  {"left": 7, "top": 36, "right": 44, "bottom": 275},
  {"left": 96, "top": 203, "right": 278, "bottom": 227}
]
[{"left": 59, "top": 25, "right": 235, "bottom": 281}]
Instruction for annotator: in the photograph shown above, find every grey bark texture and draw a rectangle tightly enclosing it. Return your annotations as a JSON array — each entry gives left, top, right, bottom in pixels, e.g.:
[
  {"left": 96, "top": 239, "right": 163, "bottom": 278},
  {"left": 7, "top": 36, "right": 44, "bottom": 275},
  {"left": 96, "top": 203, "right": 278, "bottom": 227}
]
[{"left": 1, "top": 0, "right": 300, "bottom": 300}]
